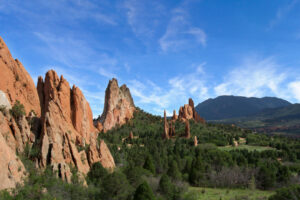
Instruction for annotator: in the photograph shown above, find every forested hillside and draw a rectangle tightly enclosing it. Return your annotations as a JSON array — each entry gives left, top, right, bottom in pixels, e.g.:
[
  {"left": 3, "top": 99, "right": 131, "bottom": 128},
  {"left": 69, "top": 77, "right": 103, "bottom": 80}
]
[{"left": 3, "top": 108, "right": 299, "bottom": 199}]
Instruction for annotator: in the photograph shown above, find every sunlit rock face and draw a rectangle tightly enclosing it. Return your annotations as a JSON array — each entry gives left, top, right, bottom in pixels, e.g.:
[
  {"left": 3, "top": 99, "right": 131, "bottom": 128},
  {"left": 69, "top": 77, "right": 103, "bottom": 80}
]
[
  {"left": 0, "top": 36, "right": 41, "bottom": 116},
  {"left": 37, "top": 70, "right": 115, "bottom": 182},
  {"left": 178, "top": 98, "right": 205, "bottom": 124},
  {"left": 99, "top": 78, "right": 135, "bottom": 132}
]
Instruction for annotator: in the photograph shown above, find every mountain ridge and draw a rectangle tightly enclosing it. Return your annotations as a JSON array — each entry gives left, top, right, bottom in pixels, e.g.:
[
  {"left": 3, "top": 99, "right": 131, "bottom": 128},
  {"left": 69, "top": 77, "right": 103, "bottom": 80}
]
[{"left": 195, "top": 95, "right": 291, "bottom": 120}]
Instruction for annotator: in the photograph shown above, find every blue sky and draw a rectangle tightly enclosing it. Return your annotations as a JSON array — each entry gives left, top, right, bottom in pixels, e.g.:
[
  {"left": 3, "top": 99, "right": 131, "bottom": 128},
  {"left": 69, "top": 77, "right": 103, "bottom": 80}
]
[{"left": 1, "top": 0, "right": 300, "bottom": 117}]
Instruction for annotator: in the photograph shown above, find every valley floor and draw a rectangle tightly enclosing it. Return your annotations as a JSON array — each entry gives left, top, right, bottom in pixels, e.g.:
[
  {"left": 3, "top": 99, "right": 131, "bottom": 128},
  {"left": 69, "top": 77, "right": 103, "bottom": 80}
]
[{"left": 186, "top": 187, "right": 274, "bottom": 200}]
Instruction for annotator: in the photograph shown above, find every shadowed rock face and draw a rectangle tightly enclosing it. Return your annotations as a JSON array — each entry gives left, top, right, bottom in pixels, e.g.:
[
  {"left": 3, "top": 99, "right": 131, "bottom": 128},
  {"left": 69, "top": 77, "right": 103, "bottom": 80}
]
[
  {"left": 99, "top": 78, "right": 135, "bottom": 132},
  {"left": 37, "top": 70, "right": 115, "bottom": 182},
  {"left": 0, "top": 37, "right": 40, "bottom": 116}
]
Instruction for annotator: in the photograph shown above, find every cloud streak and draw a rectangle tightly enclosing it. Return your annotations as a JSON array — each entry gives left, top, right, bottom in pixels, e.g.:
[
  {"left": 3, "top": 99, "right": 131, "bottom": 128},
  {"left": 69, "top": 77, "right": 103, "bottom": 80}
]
[
  {"left": 268, "top": 0, "right": 299, "bottom": 29},
  {"left": 159, "top": 6, "right": 206, "bottom": 52}
]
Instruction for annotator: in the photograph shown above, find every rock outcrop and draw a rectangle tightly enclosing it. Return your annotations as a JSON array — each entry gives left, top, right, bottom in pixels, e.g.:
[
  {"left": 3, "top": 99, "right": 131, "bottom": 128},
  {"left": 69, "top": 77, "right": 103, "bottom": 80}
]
[
  {"left": 163, "top": 110, "right": 170, "bottom": 139},
  {"left": 129, "top": 131, "right": 134, "bottom": 140},
  {"left": 0, "top": 37, "right": 117, "bottom": 190},
  {"left": 172, "top": 110, "right": 178, "bottom": 120},
  {"left": 185, "top": 120, "right": 190, "bottom": 139},
  {"left": 0, "top": 132, "right": 27, "bottom": 190},
  {"left": 194, "top": 136, "right": 198, "bottom": 147},
  {"left": 99, "top": 78, "right": 135, "bottom": 132},
  {"left": 37, "top": 70, "right": 115, "bottom": 182},
  {"left": 178, "top": 98, "right": 205, "bottom": 124},
  {"left": 0, "top": 37, "right": 40, "bottom": 116}
]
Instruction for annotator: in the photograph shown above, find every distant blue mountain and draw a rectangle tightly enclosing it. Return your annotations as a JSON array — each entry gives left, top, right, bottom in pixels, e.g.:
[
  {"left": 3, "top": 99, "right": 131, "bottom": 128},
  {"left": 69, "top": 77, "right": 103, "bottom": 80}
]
[{"left": 195, "top": 95, "right": 291, "bottom": 120}]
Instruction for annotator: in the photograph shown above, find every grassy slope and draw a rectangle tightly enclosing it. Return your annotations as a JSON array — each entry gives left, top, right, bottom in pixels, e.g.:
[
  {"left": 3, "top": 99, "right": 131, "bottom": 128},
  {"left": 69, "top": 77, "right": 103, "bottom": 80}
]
[
  {"left": 218, "top": 144, "right": 276, "bottom": 152},
  {"left": 186, "top": 187, "right": 274, "bottom": 200}
]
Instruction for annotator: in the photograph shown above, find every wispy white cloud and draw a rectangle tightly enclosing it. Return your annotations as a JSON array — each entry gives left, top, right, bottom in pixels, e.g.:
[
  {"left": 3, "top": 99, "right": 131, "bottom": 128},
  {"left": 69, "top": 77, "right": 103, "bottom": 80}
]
[
  {"left": 124, "top": 0, "right": 166, "bottom": 39},
  {"left": 288, "top": 81, "right": 300, "bottom": 101},
  {"left": 98, "top": 67, "right": 117, "bottom": 79},
  {"left": 159, "top": 5, "right": 206, "bottom": 51},
  {"left": 128, "top": 63, "right": 208, "bottom": 115},
  {"left": 0, "top": 0, "right": 117, "bottom": 26},
  {"left": 214, "top": 57, "right": 289, "bottom": 98},
  {"left": 268, "top": 0, "right": 299, "bottom": 29}
]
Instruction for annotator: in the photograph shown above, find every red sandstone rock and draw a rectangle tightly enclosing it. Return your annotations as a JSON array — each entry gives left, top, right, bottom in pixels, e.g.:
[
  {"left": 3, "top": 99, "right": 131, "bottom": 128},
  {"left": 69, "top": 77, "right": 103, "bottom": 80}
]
[
  {"left": 0, "top": 37, "right": 41, "bottom": 116},
  {"left": 172, "top": 110, "right": 178, "bottom": 120},
  {"left": 38, "top": 70, "right": 115, "bottom": 182},
  {"left": 129, "top": 131, "right": 134, "bottom": 140},
  {"left": 185, "top": 120, "right": 190, "bottom": 139},
  {"left": 178, "top": 98, "right": 205, "bottom": 124},
  {"left": 0, "top": 132, "right": 27, "bottom": 190},
  {"left": 194, "top": 136, "right": 198, "bottom": 147},
  {"left": 99, "top": 78, "right": 135, "bottom": 132},
  {"left": 163, "top": 110, "right": 169, "bottom": 139}
]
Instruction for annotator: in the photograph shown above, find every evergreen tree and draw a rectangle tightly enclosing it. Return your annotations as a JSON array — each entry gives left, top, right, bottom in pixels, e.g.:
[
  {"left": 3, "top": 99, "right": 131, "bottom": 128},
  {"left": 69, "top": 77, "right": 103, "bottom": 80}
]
[
  {"left": 167, "top": 160, "right": 181, "bottom": 180},
  {"left": 134, "top": 181, "right": 156, "bottom": 200},
  {"left": 159, "top": 174, "right": 174, "bottom": 198},
  {"left": 143, "top": 154, "right": 156, "bottom": 174}
]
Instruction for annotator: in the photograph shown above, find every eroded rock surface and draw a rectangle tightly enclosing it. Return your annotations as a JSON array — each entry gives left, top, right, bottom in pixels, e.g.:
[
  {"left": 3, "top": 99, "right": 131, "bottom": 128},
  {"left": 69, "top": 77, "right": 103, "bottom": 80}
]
[
  {"left": 0, "top": 37, "right": 40, "bottom": 116},
  {"left": 178, "top": 98, "right": 205, "bottom": 124},
  {"left": 0, "top": 131, "right": 26, "bottom": 190},
  {"left": 99, "top": 78, "right": 135, "bottom": 132},
  {"left": 38, "top": 70, "right": 115, "bottom": 182}
]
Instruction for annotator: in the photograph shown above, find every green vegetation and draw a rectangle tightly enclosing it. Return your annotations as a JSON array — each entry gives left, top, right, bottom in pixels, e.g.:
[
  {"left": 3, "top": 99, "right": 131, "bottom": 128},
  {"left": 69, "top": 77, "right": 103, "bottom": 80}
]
[
  {"left": 1, "top": 108, "right": 300, "bottom": 199},
  {"left": 218, "top": 144, "right": 275, "bottom": 152},
  {"left": 185, "top": 187, "right": 274, "bottom": 200},
  {"left": 10, "top": 100, "right": 26, "bottom": 120}
]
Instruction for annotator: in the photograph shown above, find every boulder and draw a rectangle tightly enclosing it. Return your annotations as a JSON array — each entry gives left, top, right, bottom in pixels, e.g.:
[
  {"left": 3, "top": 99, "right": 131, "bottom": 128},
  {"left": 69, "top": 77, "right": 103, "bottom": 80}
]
[{"left": 99, "top": 78, "right": 135, "bottom": 132}]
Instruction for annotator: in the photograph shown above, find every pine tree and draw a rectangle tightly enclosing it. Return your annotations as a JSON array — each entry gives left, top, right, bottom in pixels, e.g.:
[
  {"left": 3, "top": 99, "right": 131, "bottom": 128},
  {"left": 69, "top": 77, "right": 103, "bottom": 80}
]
[
  {"left": 143, "top": 155, "right": 155, "bottom": 174},
  {"left": 134, "top": 182, "right": 156, "bottom": 200}
]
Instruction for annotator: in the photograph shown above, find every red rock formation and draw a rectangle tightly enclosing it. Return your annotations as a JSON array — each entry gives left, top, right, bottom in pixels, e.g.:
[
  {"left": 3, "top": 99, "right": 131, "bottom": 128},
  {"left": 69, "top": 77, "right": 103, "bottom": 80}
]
[
  {"left": 178, "top": 98, "right": 205, "bottom": 124},
  {"left": 169, "top": 121, "right": 175, "bottom": 137},
  {"left": 185, "top": 120, "right": 190, "bottom": 139},
  {"left": 0, "top": 132, "right": 27, "bottom": 190},
  {"left": 0, "top": 37, "right": 41, "bottom": 116},
  {"left": 99, "top": 78, "right": 135, "bottom": 132},
  {"left": 172, "top": 110, "right": 178, "bottom": 120},
  {"left": 163, "top": 110, "right": 169, "bottom": 139},
  {"left": 129, "top": 131, "right": 134, "bottom": 140},
  {"left": 194, "top": 136, "right": 198, "bottom": 147},
  {"left": 38, "top": 70, "right": 115, "bottom": 182}
]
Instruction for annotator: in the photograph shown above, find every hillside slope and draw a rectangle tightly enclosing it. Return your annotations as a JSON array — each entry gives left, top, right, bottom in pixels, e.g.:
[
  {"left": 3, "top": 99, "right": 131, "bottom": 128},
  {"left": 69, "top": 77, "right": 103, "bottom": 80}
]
[{"left": 195, "top": 95, "right": 291, "bottom": 120}]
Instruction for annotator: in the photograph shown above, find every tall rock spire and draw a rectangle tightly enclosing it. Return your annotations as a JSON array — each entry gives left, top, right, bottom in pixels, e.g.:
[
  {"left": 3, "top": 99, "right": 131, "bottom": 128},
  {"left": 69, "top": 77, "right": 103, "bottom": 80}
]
[{"left": 99, "top": 78, "right": 135, "bottom": 132}]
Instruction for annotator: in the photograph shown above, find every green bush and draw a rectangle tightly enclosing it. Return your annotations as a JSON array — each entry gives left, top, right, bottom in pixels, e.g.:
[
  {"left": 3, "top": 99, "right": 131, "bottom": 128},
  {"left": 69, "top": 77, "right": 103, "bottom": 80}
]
[{"left": 10, "top": 100, "right": 26, "bottom": 120}]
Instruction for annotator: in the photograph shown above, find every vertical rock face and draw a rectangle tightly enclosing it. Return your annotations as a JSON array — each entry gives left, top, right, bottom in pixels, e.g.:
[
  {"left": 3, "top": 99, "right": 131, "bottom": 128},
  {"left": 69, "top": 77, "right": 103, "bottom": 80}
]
[
  {"left": 38, "top": 70, "right": 115, "bottom": 181},
  {"left": 163, "top": 110, "right": 169, "bottom": 139},
  {"left": 185, "top": 120, "right": 190, "bottom": 139},
  {"left": 172, "top": 110, "right": 178, "bottom": 120},
  {"left": 0, "top": 132, "right": 27, "bottom": 190},
  {"left": 178, "top": 98, "right": 205, "bottom": 124},
  {"left": 0, "top": 37, "right": 41, "bottom": 116},
  {"left": 129, "top": 131, "right": 134, "bottom": 140},
  {"left": 194, "top": 136, "right": 198, "bottom": 147},
  {"left": 99, "top": 78, "right": 135, "bottom": 132}
]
